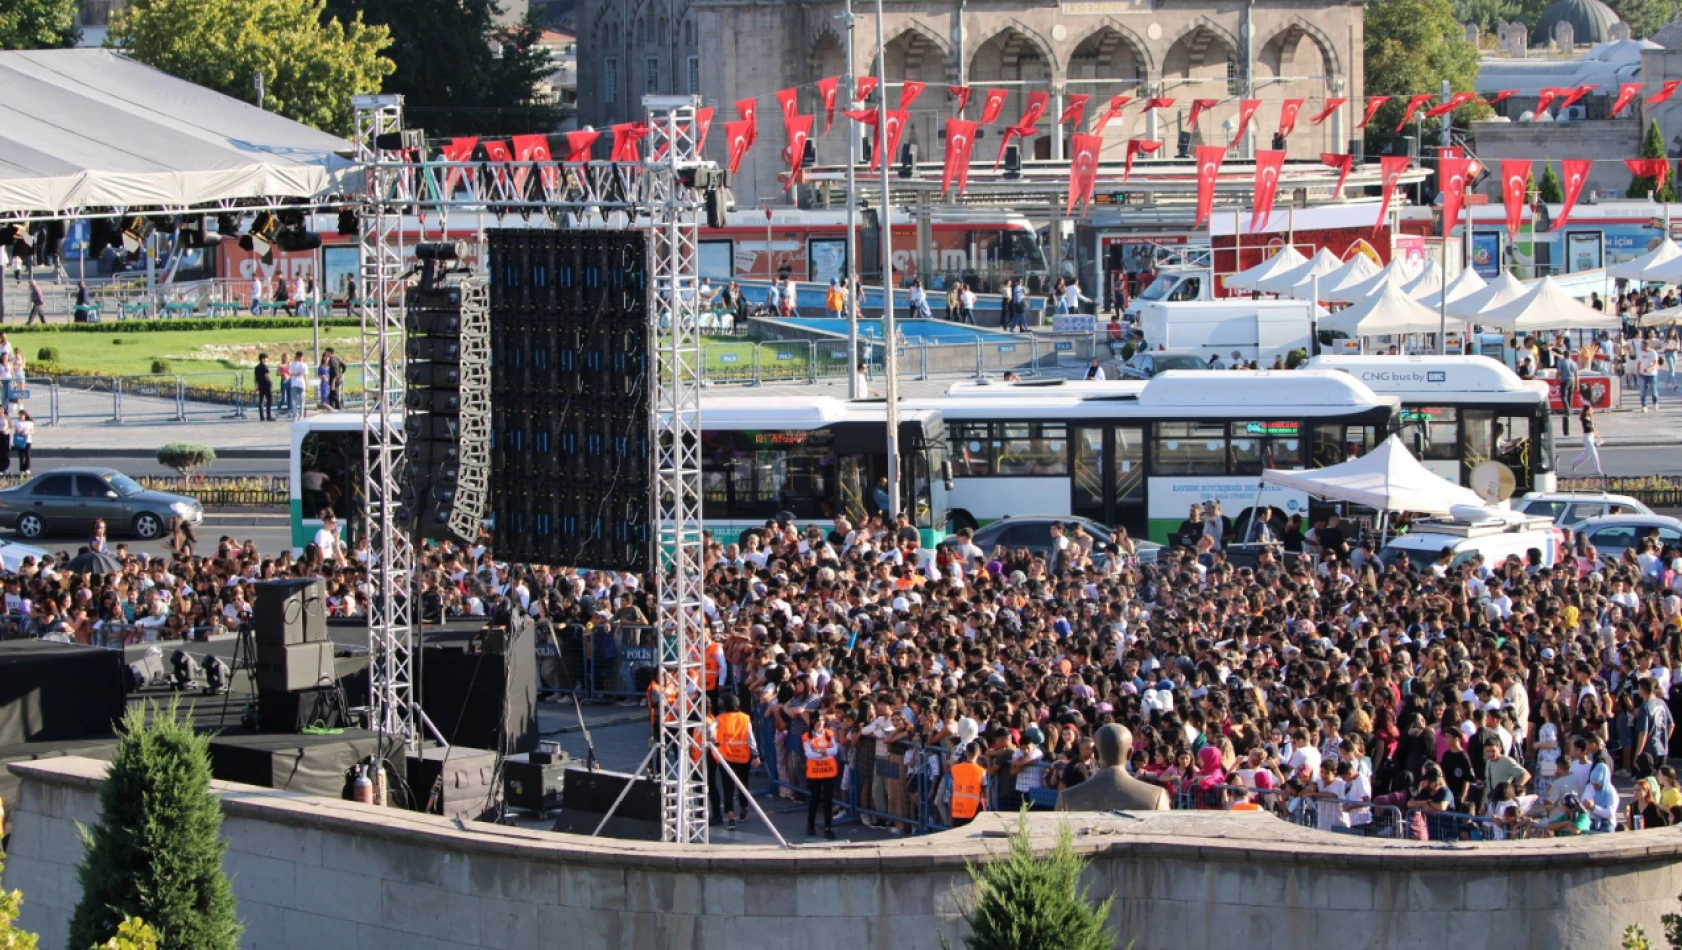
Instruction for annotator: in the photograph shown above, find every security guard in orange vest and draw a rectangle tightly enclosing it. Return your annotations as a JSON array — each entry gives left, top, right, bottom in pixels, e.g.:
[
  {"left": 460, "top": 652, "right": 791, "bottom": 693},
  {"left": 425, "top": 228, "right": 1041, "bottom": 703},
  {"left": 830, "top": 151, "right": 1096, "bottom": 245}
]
[
  {"left": 712, "top": 694, "right": 759, "bottom": 830},
  {"left": 703, "top": 636, "right": 727, "bottom": 710},
  {"left": 803, "top": 708, "right": 840, "bottom": 840},
  {"left": 949, "top": 741, "right": 987, "bottom": 827}
]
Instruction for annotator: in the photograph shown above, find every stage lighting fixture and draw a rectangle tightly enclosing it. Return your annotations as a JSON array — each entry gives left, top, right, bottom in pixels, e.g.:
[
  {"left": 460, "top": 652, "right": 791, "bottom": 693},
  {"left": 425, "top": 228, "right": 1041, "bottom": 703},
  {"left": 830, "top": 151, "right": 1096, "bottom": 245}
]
[
  {"left": 170, "top": 649, "right": 200, "bottom": 691},
  {"left": 216, "top": 212, "right": 241, "bottom": 239},
  {"left": 203, "top": 654, "right": 231, "bottom": 694},
  {"left": 1176, "top": 131, "right": 1192, "bottom": 159},
  {"left": 337, "top": 208, "right": 358, "bottom": 235},
  {"left": 898, "top": 143, "right": 917, "bottom": 180},
  {"left": 120, "top": 215, "right": 155, "bottom": 253},
  {"left": 1002, "top": 145, "right": 1021, "bottom": 180},
  {"left": 802, "top": 139, "right": 817, "bottom": 168},
  {"left": 374, "top": 128, "right": 427, "bottom": 152},
  {"left": 275, "top": 227, "right": 322, "bottom": 252},
  {"left": 416, "top": 241, "right": 463, "bottom": 261},
  {"left": 240, "top": 211, "right": 278, "bottom": 255}
]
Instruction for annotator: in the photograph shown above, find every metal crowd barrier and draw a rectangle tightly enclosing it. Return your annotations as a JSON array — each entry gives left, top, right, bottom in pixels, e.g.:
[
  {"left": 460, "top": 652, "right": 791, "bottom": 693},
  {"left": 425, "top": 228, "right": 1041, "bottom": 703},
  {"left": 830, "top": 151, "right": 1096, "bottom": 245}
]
[{"left": 534, "top": 622, "right": 658, "bottom": 701}]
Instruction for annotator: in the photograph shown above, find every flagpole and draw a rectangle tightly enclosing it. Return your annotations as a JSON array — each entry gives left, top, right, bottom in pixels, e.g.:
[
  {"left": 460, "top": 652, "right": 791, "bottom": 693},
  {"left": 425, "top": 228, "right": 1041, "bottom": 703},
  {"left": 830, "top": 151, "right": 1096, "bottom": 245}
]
[
  {"left": 874, "top": 0, "right": 901, "bottom": 519},
  {"left": 843, "top": 1, "right": 860, "bottom": 399}
]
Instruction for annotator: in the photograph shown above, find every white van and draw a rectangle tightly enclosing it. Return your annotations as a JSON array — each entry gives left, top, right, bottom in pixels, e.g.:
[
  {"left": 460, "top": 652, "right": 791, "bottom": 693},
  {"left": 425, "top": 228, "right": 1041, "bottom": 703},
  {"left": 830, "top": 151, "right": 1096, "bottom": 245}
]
[
  {"left": 1135, "top": 299, "right": 1316, "bottom": 367},
  {"left": 1379, "top": 505, "right": 1562, "bottom": 570}
]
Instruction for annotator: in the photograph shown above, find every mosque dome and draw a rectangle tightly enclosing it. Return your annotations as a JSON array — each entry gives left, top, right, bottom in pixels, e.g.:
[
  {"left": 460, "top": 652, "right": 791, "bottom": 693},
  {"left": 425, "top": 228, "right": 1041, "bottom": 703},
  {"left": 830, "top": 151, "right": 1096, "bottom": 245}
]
[{"left": 1534, "top": 0, "right": 1621, "bottom": 46}]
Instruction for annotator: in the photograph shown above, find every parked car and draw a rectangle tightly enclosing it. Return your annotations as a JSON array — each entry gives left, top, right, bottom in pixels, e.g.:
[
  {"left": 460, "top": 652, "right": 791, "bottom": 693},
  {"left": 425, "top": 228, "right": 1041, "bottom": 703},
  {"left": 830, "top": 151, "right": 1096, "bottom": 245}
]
[
  {"left": 1573, "top": 514, "right": 1682, "bottom": 564},
  {"left": 0, "top": 468, "right": 203, "bottom": 540},
  {"left": 1511, "top": 491, "right": 1653, "bottom": 529},
  {"left": 964, "top": 515, "right": 1159, "bottom": 566},
  {"left": 1116, "top": 349, "right": 1210, "bottom": 380}
]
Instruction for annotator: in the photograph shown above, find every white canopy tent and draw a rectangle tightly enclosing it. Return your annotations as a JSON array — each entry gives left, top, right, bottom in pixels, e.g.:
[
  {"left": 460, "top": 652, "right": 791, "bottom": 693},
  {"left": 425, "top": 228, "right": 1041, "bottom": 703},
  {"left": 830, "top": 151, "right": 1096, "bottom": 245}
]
[
  {"left": 1325, "top": 259, "right": 1418, "bottom": 304},
  {"left": 1608, "top": 237, "right": 1682, "bottom": 281},
  {"left": 1473, "top": 276, "right": 1622, "bottom": 332},
  {"left": 1223, "top": 245, "right": 1309, "bottom": 292},
  {"left": 1257, "top": 247, "right": 1342, "bottom": 296},
  {"left": 0, "top": 48, "right": 355, "bottom": 215},
  {"left": 1447, "top": 270, "right": 1528, "bottom": 318},
  {"left": 1415, "top": 267, "right": 1487, "bottom": 309},
  {"left": 1400, "top": 257, "right": 1443, "bottom": 298},
  {"left": 1316, "top": 254, "right": 1383, "bottom": 301},
  {"left": 1318, "top": 281, "right": 1452, "bottom": 337},
  {"left": 1639, "top": 305, "right": 1682, "bottom": 326},
  {"left": 1260, "top": 435, "right": 1486, "bottom": 514}
]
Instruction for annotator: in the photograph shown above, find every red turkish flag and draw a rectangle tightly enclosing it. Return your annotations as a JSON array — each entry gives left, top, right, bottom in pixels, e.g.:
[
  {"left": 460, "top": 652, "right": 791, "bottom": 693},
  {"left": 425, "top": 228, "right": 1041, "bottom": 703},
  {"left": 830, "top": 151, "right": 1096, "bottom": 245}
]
[
  {"left": 842, "top": 109, "right": 879, "bottom": 126},
  {"left": 1438, "top": 156, "right": 1472, "bottom": 238},
  {"left": 1058, "top": 93, "right": 1091, "bottom": 128},
  {"left": 441, "top": 137, "right": 478, "bottom": 196},
  {"left": 1321, "top": 152, "right": 1353, "bottom": 197},
  {"left": 1555, "top": 159, "right": 1592, "bottom": 231},
  {"left": 1500, "top": 159, "right": 1529, "bottom": 238},
  {"left": 736, "top": 97, "right": 758, "bottom": 147},
  {"left": 1561, "top": 85, "right": 1598, "bottom": 109},
  {"left": 1123, "top": 139, "right": 1161, "bottom": 182},
  {"left": 1232, "top": 99, "right": 1261, "bottom": 145},
  {"left": 1015, "top": 91, "right": 1050, "bottom": 130},
  {"left": 1187, "top": 98, "right": 1219, "bottom": 128},
  {"left": 876, "top": 108, "right": 909, "bottom": 173},
  {"left": 1374, "top": 155, "right": 1410, "bottom": 231},
  {"left": 1425, "top": 91, "right": 1477, "bottom": 119},
  {"left": 1535, "top": 88, "right": 1564, "bottom": 115},
  {"left": 561, "top": 130, "right": 598, "bottom": 163},
  {"left": 1094, "top": 96, "right": 1132, "bottom": 134},
  {"left": 724, "top": 119, "right": 752, "bottom": 175},
  {"left": 1395, "top": 93, "right": 1434, "bottom": 131},
  {"left": 775, "top": 88, "right": 799, "bottom": 134},
  {"left": 1066, "top": 132, "right": 1103, "bottom": 215},
  {"left": 816, "top": 78, "right": 839, "bottom": 133},
  {"left": 1276, "top": 99, "right": 1305, "bottom": 139},
  {"left": 481, "top": 139, "right": 512, "bottom": 163},
  {"left": 1309, "top": 99, "right": 1345, "bottom": 126},
  {"left": 609, "top": 123, "right": 647, "bottom": 162},
  {"left": 993, "top": 125, "right": 1029, "bottom": 170},
  {"left": 511, "top": 133, "right": 554, "bottom": 192},
  {"left": 782, "top": 114, "right": 813, "bottom": 193},
  {"left": 1611, "top": 82, "right": 1643, "bottom": 117},
  {"left": 1141, "top": 97, "right": 1175, "bottom": 112},
  {"left": 942, "top": 118, "right": 978, "bottom": 197},
  {"left": 1251, "top": 149, "right": 1286, "bottom": 232},
  {"left": 1484, "top": 90, "right": 1517, "bottom": 107},
  {"left": 1626, "top": 157, "right": 1671, "bottom": 194},
  {"left": 1649, "top": 80, "right": 1682, "bottom": 105},
  {"left": 695, "top": 106, "right": 716, "bottom": 154},
  {"left": 950, "top": 85, "right": 972, "bottom": 115},
  {"left": 1357, "top": 97, "right": 1389, "bottom": 129},
  {"left": 856, "top": 76, "right": 879, "bottom": 102},
  {"left": 899, "top": 81, "right": 926, "bottom": 111},
  {"left": 979, "top": 88, "right": 1010, "bottom": 124},
  {"left": 1194, "top": 144, "right": 1226, "bottom": 229}
]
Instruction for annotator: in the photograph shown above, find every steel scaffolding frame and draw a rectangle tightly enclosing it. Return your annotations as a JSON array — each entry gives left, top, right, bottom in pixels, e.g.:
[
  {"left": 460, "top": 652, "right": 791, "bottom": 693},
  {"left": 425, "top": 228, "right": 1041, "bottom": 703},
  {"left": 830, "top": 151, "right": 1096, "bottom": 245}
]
[{"left": 449, "top": 278, "right": 491, "bottom": 542}]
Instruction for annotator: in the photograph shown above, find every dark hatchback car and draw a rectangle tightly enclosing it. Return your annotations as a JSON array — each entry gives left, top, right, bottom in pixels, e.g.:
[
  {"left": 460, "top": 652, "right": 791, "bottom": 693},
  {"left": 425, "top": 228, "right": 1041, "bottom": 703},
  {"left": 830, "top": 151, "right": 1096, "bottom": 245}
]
[
  {"left": 964, "top": 515, "right": 1160, "bottom": 566},
  {"left": 0, "top": 468, "right": 203, "bottom": 540},
  {"left": 1116, "top": 350, "right": 1210, "bottom": 380}
]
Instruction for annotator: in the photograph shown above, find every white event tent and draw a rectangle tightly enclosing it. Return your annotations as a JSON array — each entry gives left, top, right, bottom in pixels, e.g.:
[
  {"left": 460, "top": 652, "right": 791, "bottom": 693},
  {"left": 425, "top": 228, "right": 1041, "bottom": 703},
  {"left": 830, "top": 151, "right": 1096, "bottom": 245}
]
[
  {"left": 1316, "top": 254, "right": 1383, "bottom": 301},
  {"left": 1318, "top": 281, "right": 1451, "bottom": 337},
  {"left": 1256, "top": 247, "right": 1342, "bottom": 296},
  {"left": 1473, "top": 276, "right": 1622, "bottom": 332},
  {"left": 1260, "top": 435, "right": 1485, "bottom": 514},
  {"left": 1447, "top": 270, "right": 1528, "bottom": 318},
  {"left": 1325, "top": 259, "right": 1416, "bottom": 304},
  {"left": 1415, "top": 267, "right": 1487, "bottom": 310},
  {"left": 1224, "top": 245, "right": 1308, "bottom": 292},
  {"left": 1400, "top": 257, "right": 1443, "bottom": 298},
  {"left": 1609, "top": 237, "right": 1682, "bottom": 281}
]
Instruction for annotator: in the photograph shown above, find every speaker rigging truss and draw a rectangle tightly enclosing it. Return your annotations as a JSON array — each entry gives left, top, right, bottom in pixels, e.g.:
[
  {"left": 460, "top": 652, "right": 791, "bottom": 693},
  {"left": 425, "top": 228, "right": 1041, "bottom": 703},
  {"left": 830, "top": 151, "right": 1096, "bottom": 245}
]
[{"left": 350, "top": 93, "right": 711, "bottom": 845}]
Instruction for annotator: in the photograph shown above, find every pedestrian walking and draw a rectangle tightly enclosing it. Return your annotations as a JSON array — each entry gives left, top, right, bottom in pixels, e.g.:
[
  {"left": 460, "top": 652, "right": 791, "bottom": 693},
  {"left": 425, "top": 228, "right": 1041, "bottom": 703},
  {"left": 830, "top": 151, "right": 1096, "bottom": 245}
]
[
  {"left": 959, "top": 283, "right": 977, "bottom": 325},
  {"left": 25, "top": 280, "right": 45, "bottom": 325},
  {"left": 1555, "top": 340, "right": 1578, "bottom": 437},
  {"left": 1568, "top": 405, "right": 1603, "bottom": 476},
  {"left": 288, "top": 351, "right": 309, "bottom": 420},
  {"left": 825, "top": 279, "right": 845, "bottom": 319},
  {"left": 250, "top": 276, "right": 264, "bottom": 316},
  {"left": 945, "top": 282, "right": 961, "bottom": 322},
  {"left": 276, "top": 358, "right": 292, "bottom": 416},
  {"left": 12, "top": 410, "right": 33, "bottom": 474},
  {"left": 325, "top": 348, "right": 345, "bottom": 409},
  {"left": 1639, "top": 337, "right": 1661, "bottom": 411},
  {"left": 253, "top": 353, "right": 274, "bottom": 421}
]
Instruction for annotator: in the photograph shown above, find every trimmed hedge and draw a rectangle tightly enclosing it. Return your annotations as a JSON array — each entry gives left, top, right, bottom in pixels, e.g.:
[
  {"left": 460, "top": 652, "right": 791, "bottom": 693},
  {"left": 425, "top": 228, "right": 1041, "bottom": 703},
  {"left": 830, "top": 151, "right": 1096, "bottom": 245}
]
[{"left": 4, "top": 317, "right": 359, "bottom": 335}]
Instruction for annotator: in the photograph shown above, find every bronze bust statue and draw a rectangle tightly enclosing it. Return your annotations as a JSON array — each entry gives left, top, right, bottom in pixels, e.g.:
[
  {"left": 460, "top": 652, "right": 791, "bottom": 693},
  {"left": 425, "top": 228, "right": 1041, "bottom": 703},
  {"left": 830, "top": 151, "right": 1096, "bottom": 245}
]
[{"left": 1056, "top": 723, "right": 1170, "bottom": 811}]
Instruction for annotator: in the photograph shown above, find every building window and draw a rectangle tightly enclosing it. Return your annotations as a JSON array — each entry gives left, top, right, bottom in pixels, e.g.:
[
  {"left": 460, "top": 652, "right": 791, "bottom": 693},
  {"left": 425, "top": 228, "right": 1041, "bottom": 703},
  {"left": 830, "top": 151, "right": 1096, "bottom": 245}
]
[
  {"left": 605, "top": 58, "right": 618, "bottom": 103},
  {"left": 687, "top": 56, "right": 700, "bottom": 95},
  {"left": 646, "top": 56, "right": 660, "bottom": 94},
  {"left": 1226, "top": 56, "right": 1240, "bottom": 97}
]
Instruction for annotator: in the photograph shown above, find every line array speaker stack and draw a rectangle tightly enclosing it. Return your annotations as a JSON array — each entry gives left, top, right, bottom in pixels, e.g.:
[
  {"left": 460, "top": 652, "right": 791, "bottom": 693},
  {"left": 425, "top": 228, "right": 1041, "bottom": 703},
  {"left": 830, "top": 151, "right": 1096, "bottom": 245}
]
[
  {"left": 405, "top": 282, "right": 464, "bottom": 541},
  {"left": 486, "top": 229, "right": 651, "bottom": 570},
  {"left": 252, "top": 579, "right": 342, "bottom": 731}
]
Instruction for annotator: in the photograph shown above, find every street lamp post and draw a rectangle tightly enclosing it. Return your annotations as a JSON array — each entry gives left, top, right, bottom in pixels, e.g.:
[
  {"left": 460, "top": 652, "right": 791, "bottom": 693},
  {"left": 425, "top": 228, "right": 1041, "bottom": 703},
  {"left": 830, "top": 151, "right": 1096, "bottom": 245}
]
[{"left": 873, "top": 0, "right": 901, "bottom": 517}]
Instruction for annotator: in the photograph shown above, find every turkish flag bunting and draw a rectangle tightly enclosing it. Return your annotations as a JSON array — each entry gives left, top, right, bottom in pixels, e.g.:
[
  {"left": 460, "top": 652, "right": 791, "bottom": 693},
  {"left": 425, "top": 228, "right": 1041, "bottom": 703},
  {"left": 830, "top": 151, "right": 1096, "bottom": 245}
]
[
  {"left": 1626, "top": 157, "right": 1671, "bottom": 194},
  {"left": 441, "top": 137, "right": 478, "bottom": 196},
  {"left": 1562, "top": 85, "right": 1597, "bottom": 109},
  {"left": 1535, "top": 88, "right": 1564, "bottom": 115},
  {"left": 1232, "top": 99, "right": 1261, "bottom": 146},
  {"left": 1059, "top": 93, "right": 1091, "bottom": 127},
  {"left": 1500, "top": 159, "right": 1529, "bottom": 239},
  {"left": 1424, "top": 91, "right": 1477, "bottom": 119},
  {"left": 1194, "top": 145, "right": 1226, "bottom": 228},
  {"left": 942, "top": 118, "right": 978, "bottom": 197},
  {"left": 979, "top": 88, "right": 1010, "bottom": 124},
  {"left": 1141, "top": 97, "right": 1175, "bottom": 112},
  {"left": 561, "top": 130, "right": 597, "bottom": 164},
  {"left": 782, "top": 114, "right": 813, "bottom": 193},
  {"left": 481, "top": 139, "right": 512, "bottom": 163},
  {"left": 609, "top": 123, "right": 647, "bottom": 163},
  {"left": 842, "top": 109, "right": 879, "bottom": 126},
  {"left": 876, "top": 108, "right": 910, "bottom": 173},
  {"left": 899, "top": 81, "right": 926, "bottom": 111},
  {"left": 1395, "top": 93, "right": 1434, "bottom": 132},
  {"left": 1123, "top": 139, "right": 1161, "bottom": 181},
  {"left": 1438, "top": 146, "right": 1462, "bottom": 160},
  {"left": 1555, "top": 159, "right": 1592, "bottom": 231},
  {"left": 1357, "top": 96, "right": 1389, "bottom": 129},
  {"left": 1374, "top": 155, "right": 1410, "bottom": 231},
  {"left": 1094, "top": 96, "right": 1132, "bottom": 134},
  {"left": 696, "top": 107, "right": 716, "bottom": 153},
  {"left": 1277, "top": 99, "right": 1305, "bottom": 139},
  {"left": 1438, "top": 156, "right": 1472, "bottom": 238},
  {"left": 856, "top": 76, "right": 879, "bottom": 102},
  {"left": 950, "top": 85, "right": 972, "bottom": 115},
  {"left": 775, "top": 88, "right": 799, "bottom": 134},
  {"left": 993, "top": 125, "right": 1031, "bottom": 170},
  {"left": 1649, "top": 80, "right": 1682, "bottom": 105},
  {"left": 511, "top": 133, "right": 554, "bottom": 193},
  {"left": 1611, "top": 82, "right": 1643, "bottom": 117},
  {"left": 1067, "top": 133, "right": 1103, "bottom": 215},
  {"left": 1309, "top": 98, "right": 1345, "bottom": 125},
  {"left": 1251, "top": 149, "right": 1286, "bottom": 232},
  {"left": 816, "top": 78, "right": 839, "bottom": 133},
  {"left": 724, "top": 119, "right": 753, "bottom": 175},
  {"left": 736, "top": 97, "right": 758, "bottom": 147},
  {"left": 1015, "top": 91, "right": 1050, "bottom": 130},
  {"left": 1320, "top": 152, "right": 1354, "bottom": 197},
  {"left": 1484, "top": 90, "right": 1517, "bottom": 107},
  {"left": 1187, "top": 98, "right": 1219, "bottom": 128}
]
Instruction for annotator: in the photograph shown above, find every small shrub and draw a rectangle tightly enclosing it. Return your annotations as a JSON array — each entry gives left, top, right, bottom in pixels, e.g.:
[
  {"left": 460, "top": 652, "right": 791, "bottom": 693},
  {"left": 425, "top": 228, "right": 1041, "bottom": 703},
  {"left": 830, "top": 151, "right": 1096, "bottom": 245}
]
[
  {"left": 35, "top": 347, "right": 57, "bottom": 362},
  {"left": 156, "top": 443, "right": 215, "bottom": 477},
  {"left": 1120, "top": 341, "right": 1136, "bottom": 361},
  {"left": 149, "top": 359, "right": 171, "bottom": 374},
  {"left": 1285, "top": 347, "right": 1309, "bottom": 369},
  {"left": 941, "top": 810, "right": 1115, "bottom": 950},
  {"left": 112, "top": 338, "right": 123, "bottom": 345}
]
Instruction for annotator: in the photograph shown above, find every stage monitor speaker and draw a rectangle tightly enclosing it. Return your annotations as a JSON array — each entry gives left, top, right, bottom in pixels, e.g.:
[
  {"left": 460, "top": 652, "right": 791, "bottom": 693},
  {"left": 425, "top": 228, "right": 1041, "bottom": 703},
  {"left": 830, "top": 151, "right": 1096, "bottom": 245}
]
[
  {"left": 256, "top": 686, "right": 348, "bottom": 733},
  {"left": 503, "top": 753, "right": 569, "bottom": 812},
  {"left": 254, "top": 578, "right": 326, "bottom": 646},
  {"left": 417, "top": 617, "right": 538, "bottom": 754},
  {"left": 407, "top": 746, "right": 498, "bottom": 820},
  {"left": 551, "top": 768, "right": 660, "bottom": 840},
  {"left": 254, "top": 641, "right": 335, "bottom": 693}
]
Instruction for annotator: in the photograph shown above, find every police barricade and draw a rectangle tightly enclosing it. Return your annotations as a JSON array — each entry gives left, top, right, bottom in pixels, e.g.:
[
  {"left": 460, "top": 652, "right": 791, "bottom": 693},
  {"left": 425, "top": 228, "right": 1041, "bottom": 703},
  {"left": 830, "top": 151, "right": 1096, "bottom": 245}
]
[
  {"left": 1404, "top": 807, "right": 1504, "bottom": 842},
  {"left": 533, "top": 622, "right": 589, "bottom": 695}
]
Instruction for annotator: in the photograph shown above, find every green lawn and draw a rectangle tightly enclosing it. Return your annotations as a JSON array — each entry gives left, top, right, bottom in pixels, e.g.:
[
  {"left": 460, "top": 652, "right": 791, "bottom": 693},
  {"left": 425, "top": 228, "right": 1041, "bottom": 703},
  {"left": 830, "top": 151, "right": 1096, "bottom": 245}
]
[{"left": 10, "top": 327, "right": 363, "bottom": 380}]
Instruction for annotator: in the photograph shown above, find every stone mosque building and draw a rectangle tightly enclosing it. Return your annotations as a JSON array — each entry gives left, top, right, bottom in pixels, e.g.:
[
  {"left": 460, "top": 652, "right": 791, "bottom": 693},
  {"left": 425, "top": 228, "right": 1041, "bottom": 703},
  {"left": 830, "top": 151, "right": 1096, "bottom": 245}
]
[{"left": 575, "top": 0, "right": 1367, "bottom": 201}]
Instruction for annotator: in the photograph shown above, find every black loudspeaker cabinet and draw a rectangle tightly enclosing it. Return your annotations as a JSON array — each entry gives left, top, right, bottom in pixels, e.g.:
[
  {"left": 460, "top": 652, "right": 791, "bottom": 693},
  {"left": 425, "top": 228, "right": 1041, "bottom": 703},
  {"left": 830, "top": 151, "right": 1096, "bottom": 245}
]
[
  {"left": 551, "top": 768, "right": 661, "bottom": 840},
  {"left": 254, "top": 641, "right": 335, "bottom": 693},
  {"left": 418, "top": 618, "right": 538, "bottom": 754},
  {"left": 256, "top": 686, "right": 347, "bottom": 733},
  {"left": 254, "top": 578, "right": 326, "bottom": 646},
  {"left": 407, "top": 746, "right": 498, "bottom": 820},
  {"left": 503, "top": 753, "right": 568, "bottom": 812}
]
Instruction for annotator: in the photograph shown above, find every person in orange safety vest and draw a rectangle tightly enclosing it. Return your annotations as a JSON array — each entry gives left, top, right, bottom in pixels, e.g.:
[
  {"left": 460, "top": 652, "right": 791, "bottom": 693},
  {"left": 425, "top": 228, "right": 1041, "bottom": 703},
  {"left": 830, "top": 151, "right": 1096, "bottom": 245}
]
[{"left": 803, "top": 708, "right": 839, "bottom": 839}]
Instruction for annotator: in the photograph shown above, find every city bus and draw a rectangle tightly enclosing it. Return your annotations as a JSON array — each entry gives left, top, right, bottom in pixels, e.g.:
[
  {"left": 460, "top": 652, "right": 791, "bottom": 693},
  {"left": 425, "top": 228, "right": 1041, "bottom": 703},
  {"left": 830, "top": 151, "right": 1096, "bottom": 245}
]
[
  {"left": 288, "top": 399, "right": 951, "bottom": 553},
  {"left": 1303, "top": 355, "right": 1556, "bottom": 496},
  {"left": 914, "top": 371, "right": 1401, "bottom": 543}
]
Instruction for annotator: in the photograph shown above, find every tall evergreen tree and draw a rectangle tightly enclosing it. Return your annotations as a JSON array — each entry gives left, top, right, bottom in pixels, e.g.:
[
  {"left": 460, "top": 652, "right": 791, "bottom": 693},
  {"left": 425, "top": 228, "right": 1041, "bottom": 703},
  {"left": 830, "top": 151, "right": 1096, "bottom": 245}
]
[
  {"left": 1539, "top": 162, "right": 1565, "bottom": 203},
  {"left": 1628, "top": 118, "right": 1677, "bottom": 202},
  {"left": 68, "top": 704, "right": 241, "bottom": 950},
  {"left": 942, "top": 812, "right": 1116, "bottom": 950},
  {"left": 324, "top": 0, "right": 563, "bottom": 135}
]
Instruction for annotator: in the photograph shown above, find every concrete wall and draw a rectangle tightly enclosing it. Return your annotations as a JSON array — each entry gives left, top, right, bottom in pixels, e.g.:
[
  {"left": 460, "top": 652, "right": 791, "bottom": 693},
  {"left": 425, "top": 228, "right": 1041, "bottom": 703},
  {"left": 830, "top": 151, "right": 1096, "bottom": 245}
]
[
  {"left": 10, "top": 757, "right": 1682, "bottom": 950},
  {"left": 1472, "top": 118, "right": 1643, "bottom": 200}
]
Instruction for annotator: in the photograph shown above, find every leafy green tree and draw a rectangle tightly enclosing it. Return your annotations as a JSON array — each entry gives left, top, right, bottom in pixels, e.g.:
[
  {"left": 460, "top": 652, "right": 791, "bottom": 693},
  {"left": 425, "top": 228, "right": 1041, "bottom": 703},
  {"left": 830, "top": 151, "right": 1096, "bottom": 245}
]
[
  {"left": 1605, "top": 0, "right": 1681, "bottom": 41},
  {"left": 1366, "top": 0, "right": 1487, "bottom": 142},
  {"left": 0, "top": 0, "right": 78, "bottom": 49},
  {"left": 107, "top": 0, "right": 394, "bottom": 136},
  {"left": 68, "top": 703, "right": 241, "bottom": 950},
  {"left": 0, "top": 856, "right": 39, "bottom": 950},
  {"left": 1539, "top": 162, "right": 1564, "bottom": 203},
  {"left": 942, "top": 812, "right": 1115, "bottom": 950},
  {"left": 1628, "top": 119, "right": 1677, "bottom": 201},
  {"left": 324, "top": 0, "right": 563, "bottom": 135}
]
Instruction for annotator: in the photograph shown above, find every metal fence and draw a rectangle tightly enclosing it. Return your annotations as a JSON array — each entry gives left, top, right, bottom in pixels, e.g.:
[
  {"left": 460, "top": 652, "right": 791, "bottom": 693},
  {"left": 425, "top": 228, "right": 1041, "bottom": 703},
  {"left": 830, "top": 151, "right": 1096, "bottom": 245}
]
[
  {"left": 0, "top": 473, "right": 285, "bottom": 507},
  {"left": 1558, "top": 475, "right": 1682, "bottom": 510},
  {"left": 698, "top": 332, "right": 1107, "bottom": 386}
]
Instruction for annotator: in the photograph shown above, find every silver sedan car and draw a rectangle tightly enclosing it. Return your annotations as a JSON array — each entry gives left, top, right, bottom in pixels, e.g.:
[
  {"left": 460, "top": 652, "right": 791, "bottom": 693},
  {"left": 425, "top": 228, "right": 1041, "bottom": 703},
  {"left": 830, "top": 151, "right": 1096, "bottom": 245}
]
[
  {"left": 1573, "top": 514, "right": 1682, "bottom": 565},
  {"left": 0, "top": 468, "right": 203, "bottom": 540}
]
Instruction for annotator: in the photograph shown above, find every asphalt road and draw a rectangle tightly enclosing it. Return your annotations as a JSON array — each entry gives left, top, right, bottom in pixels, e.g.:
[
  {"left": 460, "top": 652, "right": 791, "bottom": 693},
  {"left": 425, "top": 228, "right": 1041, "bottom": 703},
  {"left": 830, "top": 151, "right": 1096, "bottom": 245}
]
[{"left": 11, "top": 521, "right": 293, "bottom": 559}]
